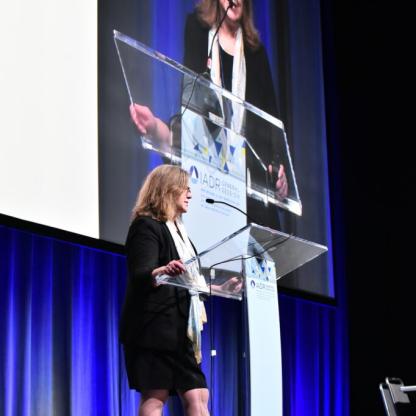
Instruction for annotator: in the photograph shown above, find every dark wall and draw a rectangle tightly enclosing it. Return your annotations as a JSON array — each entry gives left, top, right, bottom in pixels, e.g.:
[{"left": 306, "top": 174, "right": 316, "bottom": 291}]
[{"left": 323, "top": 0, "right": 414, "bottom": 414}]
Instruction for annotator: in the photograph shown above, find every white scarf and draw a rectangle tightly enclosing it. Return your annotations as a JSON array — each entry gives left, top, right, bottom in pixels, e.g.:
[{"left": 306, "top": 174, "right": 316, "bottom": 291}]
[
  {"left": 208, "top": 25, "right": 246, "bottom": 135},
  {"left": 165, "top": 219, "right": 207, "bottom": 363}
]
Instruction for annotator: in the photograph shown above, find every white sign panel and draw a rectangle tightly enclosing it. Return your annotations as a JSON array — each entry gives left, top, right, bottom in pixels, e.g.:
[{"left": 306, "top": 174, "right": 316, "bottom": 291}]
[{"left": 245, "top": 258, "right": 282, "bottom": 416}]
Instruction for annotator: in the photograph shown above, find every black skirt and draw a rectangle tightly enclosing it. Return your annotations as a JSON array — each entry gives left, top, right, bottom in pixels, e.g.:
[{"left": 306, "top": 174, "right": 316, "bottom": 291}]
[{"left": 123, "top": 336, "right": 207, "bottom": 394}]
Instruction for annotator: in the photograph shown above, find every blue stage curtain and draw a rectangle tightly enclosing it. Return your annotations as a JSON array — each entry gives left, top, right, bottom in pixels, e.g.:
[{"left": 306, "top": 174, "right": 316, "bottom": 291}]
[
  {"left": 0, "top": 225, "right": 137, "bottom": 416},
  {"left": 0, "top": 223, "right": 348, "bottom": 415}
]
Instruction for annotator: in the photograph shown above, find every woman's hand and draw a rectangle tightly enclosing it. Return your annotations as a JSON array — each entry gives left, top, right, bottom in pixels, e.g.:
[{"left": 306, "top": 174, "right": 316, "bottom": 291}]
[
  {"left": 211, "top": 277, "right": 243, "bottom": 294},
  {"left": 163, "top": 260, "right": 187, "bottom": 276},
  {"left": 152, "top": 260, "right": 186, "bottom": 278},
  {"left": 151, "top": 260, "right": 186, "bottom": 287}
]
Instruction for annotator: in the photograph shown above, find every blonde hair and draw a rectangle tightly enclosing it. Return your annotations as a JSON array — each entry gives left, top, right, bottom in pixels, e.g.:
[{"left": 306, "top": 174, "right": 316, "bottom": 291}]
[
  {"left": 132, "top": 165, "right": 189, "bottom": 222},
  {"left": 195, "top": 0, "right": 260, "bottom": 49}
]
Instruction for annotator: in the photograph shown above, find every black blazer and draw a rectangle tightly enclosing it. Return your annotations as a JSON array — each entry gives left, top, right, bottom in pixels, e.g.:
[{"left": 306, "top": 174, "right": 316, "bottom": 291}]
[{"left": 119, "top": 216, "right": 190, "bottom": 351}]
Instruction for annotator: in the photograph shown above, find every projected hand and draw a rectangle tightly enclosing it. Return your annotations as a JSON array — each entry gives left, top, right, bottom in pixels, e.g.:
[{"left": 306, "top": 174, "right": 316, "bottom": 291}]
[
  {"left": 129, "top": 103, "right": 171, "bottom": 145},
  {"left": 129, "top": 103, "right": 157, "bottom": 136},
  {"left": 268, "top": 163, "right": 288, "bottom": 201}
]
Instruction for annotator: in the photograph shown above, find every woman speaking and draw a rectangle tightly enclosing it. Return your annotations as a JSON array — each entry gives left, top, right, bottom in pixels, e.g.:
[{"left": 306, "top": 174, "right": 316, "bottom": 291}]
[{"left": 119, "top": 165, "right": 209, "bottom": 416}]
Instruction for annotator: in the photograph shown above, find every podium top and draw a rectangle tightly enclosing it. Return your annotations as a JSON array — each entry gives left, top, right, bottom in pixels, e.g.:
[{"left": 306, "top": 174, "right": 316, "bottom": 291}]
[
  {"left": 114, "top": 30, "right": 302, "bottom": 216},
  {"left": 156, "top": 223, "right": 327, "bottom": 300}
]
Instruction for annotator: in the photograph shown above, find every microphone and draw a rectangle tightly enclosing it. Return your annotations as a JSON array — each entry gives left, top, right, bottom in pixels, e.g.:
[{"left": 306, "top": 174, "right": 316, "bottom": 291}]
[
  {"left": 205, "top": 198, "right": 258, "bottom": 224},
  {"left": 204, "top": 2, "right": 234, "bottom": 78},
  {"left": 183, "top": 2, "right": 234, "bottom": 122}
]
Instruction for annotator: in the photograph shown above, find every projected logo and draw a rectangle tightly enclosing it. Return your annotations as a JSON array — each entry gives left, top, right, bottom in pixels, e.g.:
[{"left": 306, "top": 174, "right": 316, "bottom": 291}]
[{"left": 189, "top": 165, "right": 199, "bottom": 184}]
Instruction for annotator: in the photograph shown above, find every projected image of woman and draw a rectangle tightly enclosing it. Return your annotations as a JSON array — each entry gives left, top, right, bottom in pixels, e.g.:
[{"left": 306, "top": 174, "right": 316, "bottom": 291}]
[
  {"left": 130, "top": 0, "right": 288, "bottom": 227},
  {"left": 119, "top": 165, "right": 210, "bottom": 416}
]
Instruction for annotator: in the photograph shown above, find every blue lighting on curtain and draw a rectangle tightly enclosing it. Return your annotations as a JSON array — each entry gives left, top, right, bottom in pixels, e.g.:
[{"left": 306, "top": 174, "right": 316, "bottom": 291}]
[
  {"left": 0, "top": 226, "right": 136, "bottom": 415},
  {"left": 253, "top": 0, "right": 280, "bottom": 93},
  {"left": 1, "top": 222, "right": 348, "bottom": 415},
  {"left": 279, "top": 295, "right": 348, "bottom": 415}
]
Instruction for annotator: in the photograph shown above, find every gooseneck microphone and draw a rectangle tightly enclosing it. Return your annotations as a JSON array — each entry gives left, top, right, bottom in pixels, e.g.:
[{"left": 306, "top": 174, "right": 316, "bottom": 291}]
[
  {"left": 183, "top": 2, "right": 235, "bottom": 123},
  {"left": 205, "top": 198, "right": 259, "bottom": 224},
  {"left": 204, "top": 2, "right": 234, "bottom": 78}
]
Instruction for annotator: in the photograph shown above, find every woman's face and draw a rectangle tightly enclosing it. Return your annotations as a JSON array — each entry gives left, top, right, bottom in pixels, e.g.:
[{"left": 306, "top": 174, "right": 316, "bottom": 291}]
[
  {"left": 175, "top": 185, "right": 192, "bottom": 216},
  {"left": 220, "top": 0, "right": 244, "bottom": 24}
]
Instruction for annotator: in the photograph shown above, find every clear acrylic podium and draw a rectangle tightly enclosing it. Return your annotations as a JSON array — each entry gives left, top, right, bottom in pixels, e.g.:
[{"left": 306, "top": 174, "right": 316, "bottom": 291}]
[
  {"left": 156, "top": 223, "right": 327, "bottom": 416},
  {"left": 155, "top": 222, "right": 327, "bottom": 299}
]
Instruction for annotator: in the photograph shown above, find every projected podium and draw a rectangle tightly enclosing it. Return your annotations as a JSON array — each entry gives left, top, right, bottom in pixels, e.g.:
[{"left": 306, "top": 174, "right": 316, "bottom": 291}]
[
  {"left": 114, "top": 30, "right": 301, "bottom": 216},
  {"left": 113, "top": 31, "right": 327, "bottom": 415}
]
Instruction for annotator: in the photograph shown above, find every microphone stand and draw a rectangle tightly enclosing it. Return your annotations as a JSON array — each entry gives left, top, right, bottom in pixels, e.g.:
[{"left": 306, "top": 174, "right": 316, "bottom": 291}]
[
  {"left": 206, "top": 199, "right": 259, "bottom": 224},
  {"left": 181, "top": 3, "right": 233, "bottom": 131}
]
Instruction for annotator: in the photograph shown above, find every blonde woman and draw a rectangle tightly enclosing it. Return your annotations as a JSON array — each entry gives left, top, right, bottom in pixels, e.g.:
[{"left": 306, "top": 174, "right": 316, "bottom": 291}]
[{"left": 119, "top": 165, "right": 209, "bottom": 416}]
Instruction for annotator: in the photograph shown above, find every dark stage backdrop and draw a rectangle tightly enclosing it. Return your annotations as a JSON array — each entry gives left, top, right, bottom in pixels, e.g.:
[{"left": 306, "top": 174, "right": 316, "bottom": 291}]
[{"left": 0, "top": 224, "right": 348, "bottom": 415}]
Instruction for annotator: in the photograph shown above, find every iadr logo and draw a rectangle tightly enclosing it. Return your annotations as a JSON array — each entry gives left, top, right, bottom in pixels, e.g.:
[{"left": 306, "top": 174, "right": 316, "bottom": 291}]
[{"left": 189, "top": 166, "right": 199, "bottom": 184}]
